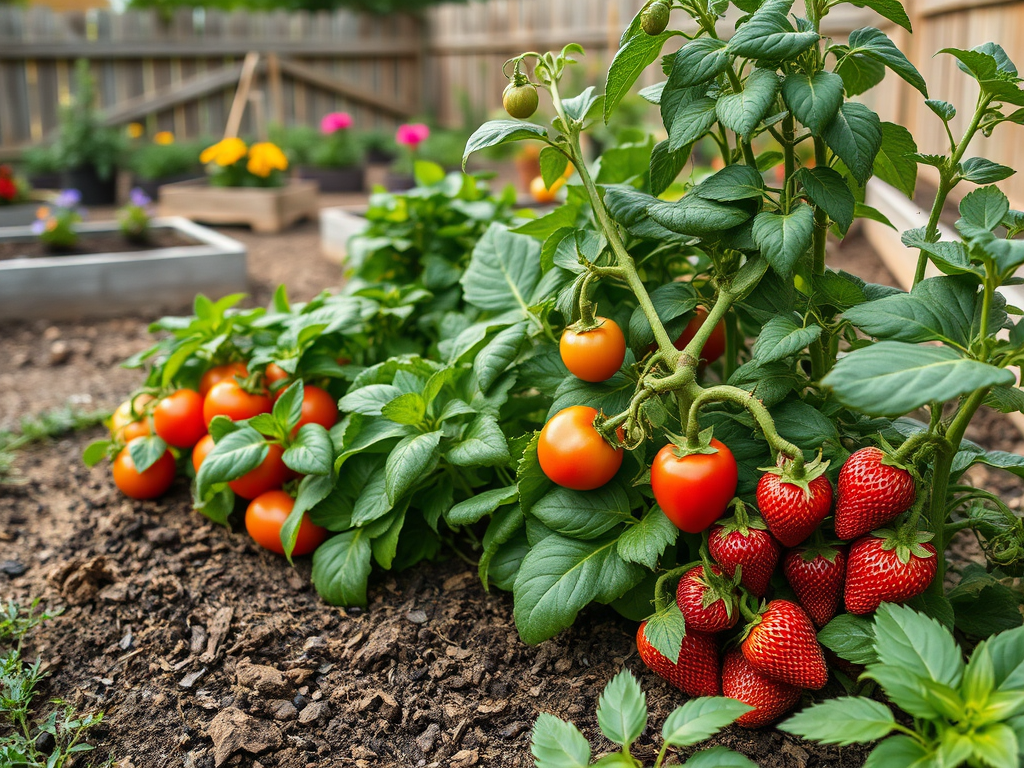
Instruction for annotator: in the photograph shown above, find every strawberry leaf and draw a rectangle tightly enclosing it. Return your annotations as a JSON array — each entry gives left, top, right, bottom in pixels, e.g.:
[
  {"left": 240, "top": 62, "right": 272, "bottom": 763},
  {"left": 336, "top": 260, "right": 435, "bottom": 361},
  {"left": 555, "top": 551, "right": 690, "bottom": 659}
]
[
  {"left": 596, "top": 670, "right": 648, "bottom": 747},
  {"left": 662, "top": 697, "right": 753, "bottom": 747}
]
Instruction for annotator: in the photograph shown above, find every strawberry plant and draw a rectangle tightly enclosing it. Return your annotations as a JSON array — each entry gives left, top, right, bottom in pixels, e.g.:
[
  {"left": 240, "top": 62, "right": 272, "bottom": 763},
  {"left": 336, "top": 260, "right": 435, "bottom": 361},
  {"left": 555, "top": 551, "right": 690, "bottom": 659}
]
[{"left": 530, "top": 668, "right": 757, "bottom": 767}]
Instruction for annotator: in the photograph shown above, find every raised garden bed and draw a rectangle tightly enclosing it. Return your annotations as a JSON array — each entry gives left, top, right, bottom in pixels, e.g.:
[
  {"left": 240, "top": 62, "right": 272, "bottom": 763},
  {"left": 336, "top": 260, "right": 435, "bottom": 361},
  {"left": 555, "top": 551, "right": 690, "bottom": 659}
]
[
  {"left": 319, "top": 206, "right": 367, "bottom": 264},
  {"left": 0, "top": 203, "right": 39, "bottom": 228},
  {"left": 0, "top": 217, "right": 246, "bottom": 320},
  {"left": 158, "top": 179, "right": 318, "bottom": 234}
]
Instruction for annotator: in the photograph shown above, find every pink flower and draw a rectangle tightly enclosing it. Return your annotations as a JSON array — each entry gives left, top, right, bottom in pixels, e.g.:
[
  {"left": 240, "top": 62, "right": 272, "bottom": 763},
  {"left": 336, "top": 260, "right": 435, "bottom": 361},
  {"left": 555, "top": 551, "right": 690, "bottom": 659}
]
[
  {"left": 320, "top": 112, "right": 353, "bottom": 134},
  {"left": 396, "top": 123, "right": 430, "bottom": 147}
]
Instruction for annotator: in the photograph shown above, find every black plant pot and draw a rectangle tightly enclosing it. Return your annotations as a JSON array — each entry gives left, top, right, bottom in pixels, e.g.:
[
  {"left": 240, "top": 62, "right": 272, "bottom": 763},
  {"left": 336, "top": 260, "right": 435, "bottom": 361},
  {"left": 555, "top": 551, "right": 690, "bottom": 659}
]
[
  {"left": 366, "top": 147, "right": 397, "bottom": 165},
  {"left": 133, "top": 172, "right": 204, "bottom": 201},
  {"left": 385, "top": 172, "right": 416, "bottom": 192},
  {"left": 297, "top": 165, "right": 366, "bottom": 193},
  {"left": 28, "top": 172, "right": 62, "bottom": 191},
  {"left": 62, "top": 165, "right": 117, "bottom": 206}
]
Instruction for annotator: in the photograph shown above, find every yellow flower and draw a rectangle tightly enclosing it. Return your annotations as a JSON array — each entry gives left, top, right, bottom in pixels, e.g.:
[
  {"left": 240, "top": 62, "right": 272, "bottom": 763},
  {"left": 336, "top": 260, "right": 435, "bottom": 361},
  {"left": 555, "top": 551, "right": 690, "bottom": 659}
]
[
  {"left": 154, "top": 131, "right": 175, "bottom": 145},
  {"left": 126, "top": 122, "right": 144, "bottom": 139},
  {"left": 36, "top": 206, "right": 50, "bottom": 220},
  {"left": 200, "top": 138, "right": 248, "bottom": 167},
  {"left": 246, "top": 142, "right": 288, "bottom": 178}
]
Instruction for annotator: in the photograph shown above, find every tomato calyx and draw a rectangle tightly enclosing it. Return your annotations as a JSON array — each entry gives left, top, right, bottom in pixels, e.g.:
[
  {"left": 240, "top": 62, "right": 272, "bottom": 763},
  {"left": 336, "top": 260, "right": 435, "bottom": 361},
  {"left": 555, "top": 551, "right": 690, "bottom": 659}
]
[
  {"left": 875, "top": 526, "right": 936, "bottom": 565},
  {"left": 759, "top": 452, "right": 829, "bottom": 495},
  {"left": 669, "top": 426, "right": 721, "bottom": 458}
]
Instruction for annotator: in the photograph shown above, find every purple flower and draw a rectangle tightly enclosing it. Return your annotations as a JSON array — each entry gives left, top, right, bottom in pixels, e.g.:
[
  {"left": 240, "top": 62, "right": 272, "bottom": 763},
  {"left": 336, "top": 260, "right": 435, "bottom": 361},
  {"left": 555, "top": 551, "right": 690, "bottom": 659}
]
[
  {"left": 55, "top": 189, "right": 81, "bottom": 208},
  {"left": 129, "top": 187, "right": 151, "bottom": 207},
  {"left": 31, "top": 220, "right": 46, "bottom": 235}
]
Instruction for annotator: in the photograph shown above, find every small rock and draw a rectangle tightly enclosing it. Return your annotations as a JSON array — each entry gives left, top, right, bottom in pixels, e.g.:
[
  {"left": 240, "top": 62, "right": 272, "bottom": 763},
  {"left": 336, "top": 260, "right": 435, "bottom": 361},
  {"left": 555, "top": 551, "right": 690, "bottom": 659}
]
[
  {"left": 416, "top": 723, "right": 441, "bottom": 753},
  {"left": 119, "top": 630, "right": 133, "bottom": 650},
  {"left": 180, "top": 667, "right": 208, "bottom": 689},
  {"left": 451, "top": 749, "right": 479, "bottom": 767},
  {"left": 145, "top": 527, "right": 179, "bottom": 546},
  {"left": 190, "top": 625, "right": 208, "bottom": 655},
  {"left": 48, "top": 341, "right": 70, "bottom": 365},
  {"left": 268, "top": 700, "right": 298, "bottom": 721},
  {"left": 553, "top": 657, "right": 572, "bottom": 673},
  {"left": 35, "top": 730, "right": 56, "bottom": 755},
  {"left": 297, "top": 701, "right": 328, "bottom": 725},
  {"left": 206, "top": 708, "right": 282, "bottom": 767},
  {"left": 302, "top": 636, "right": 326, "bottom": 652},
  {"left": 43, "top": 326, "right": 61, "bottom": 341},
  {"left": 406, "top": 610, "right": 428, "bottom": 624},
  {"left": 98, "top": 582, "right": 129, "bottom": 603},
  {"left": 235, "top": 662, "right": 291, "bottom": 698},
  {"left": 293, "top": 693, "right": 308, "bottom": 711},
  {"left": 499, "top": 722, "right": 528, "bottom": 739},
  {"left": 1, "top": 561, "right": 26, "bottom": 577}
]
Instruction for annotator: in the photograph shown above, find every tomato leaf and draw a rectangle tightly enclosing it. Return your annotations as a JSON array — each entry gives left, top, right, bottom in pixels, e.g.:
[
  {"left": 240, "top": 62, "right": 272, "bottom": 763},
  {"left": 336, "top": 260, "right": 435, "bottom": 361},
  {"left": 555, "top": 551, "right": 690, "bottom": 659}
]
[
  {"left": 617, "top": 506, "right": 678, "bottom": 570},
  {"left": 82, "top": 439, "right": 111, "bottom": 467},
  {"left": 873, "top": 122, "right": 918, "bottom": 199},
  {"left": 385, "top": 431, "right": 443, "bottom": 504},
  {"left": 751, "top": 204, "right": 815, "bottom": 277},
  {"left": 273, "top": 380, "right": 304, "bottom": 434},
  {"left": 531, "top": 485, "right": 634, "bottom": 540},
  {"left": 311, "top": 528, "right": 372, "bottom": 607},
  {"left": 195, "top": 426, "right": 268, "bottom": 498},
  {"left": 283, "top": 424, "right": 334, "bottom": 476},
  {"left": 127, "top": 435, "right": 168, "bottom": 473},
  {"left": 716, "top": 68, "right": 781, "bottom": 138},
  {"left": 795, "top": 167, "right": 855, "bottom": 233},
  {"left": 461, "top": 224, "right": 542, "bottom": 314},
  {"left": 446, "top": 414, "right": 511, "bottom": 468},
  {"left": 822, "top": 102, "right": 882, "bottom": 186},
  {"left": 463, "top": 120, "right": 548, "bottom": 169},
  {"left": 605, "top": 30, "right": 676, "bottom": 123}
]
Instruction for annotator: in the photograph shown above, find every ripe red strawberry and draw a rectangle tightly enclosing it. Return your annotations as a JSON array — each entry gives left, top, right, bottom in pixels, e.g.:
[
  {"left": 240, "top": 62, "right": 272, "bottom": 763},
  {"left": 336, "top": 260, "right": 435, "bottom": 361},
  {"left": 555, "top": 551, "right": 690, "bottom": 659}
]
[
  {"left": 756, "top": 462, "right": 833, "bottom": 548},
  {"left": 675, "top": 564, "right": 739, "bottom": 633},
  {"left": 741, "top": 599, "right": 828, "bottom": 689},
  {"left": 835, "top": 447, "right": 916, "bottom": 540},
  {"left": 844, "top": 529, "right": 937, "bottom": 615},
  {"left": 709, "top": 504, "right": 781, "bottom": 597},
  {"left": 783, "top": 545, "right": 847, "bottom": 628},
  {"left": 636, "top": 621, "right": 720, "bottom": 697},
  {"left": 722, "top": 649, "right": 802, "bottom": 728}
]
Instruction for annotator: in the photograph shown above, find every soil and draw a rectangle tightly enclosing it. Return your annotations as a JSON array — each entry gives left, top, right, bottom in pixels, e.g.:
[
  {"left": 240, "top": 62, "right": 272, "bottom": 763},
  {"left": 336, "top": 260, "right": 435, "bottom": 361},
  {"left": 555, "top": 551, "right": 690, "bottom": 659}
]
[
  {"left": 0, "top": 228, "right": 200, "bottom": 261},
  {"left": 0, "top": 226, "right": 1019, "bottom": 768}
]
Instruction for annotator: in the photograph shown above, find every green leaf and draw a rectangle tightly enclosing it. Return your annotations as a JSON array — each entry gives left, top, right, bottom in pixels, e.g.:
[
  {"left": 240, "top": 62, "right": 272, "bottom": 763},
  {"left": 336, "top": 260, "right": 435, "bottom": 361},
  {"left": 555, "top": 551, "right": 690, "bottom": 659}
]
[
  {"left": 836, "top": 52, "right": 886, "bottom": 97},
  {"left": 781, "top": 71, "right": 844, "bottom": 136},
  {"left": 531, "top": 713, "right": 591, "bottom": 768},
  {"left": 540, "top": 147, "right": 570, "bottom": 188},
  {"left": 751, "top": 313, "right": 822, "bottom": 362},
  {"left": 273, "top": 379, "right": 304, "bottom": 433},
  {"left": 668, "top": 97, "right": 719, "bottom": 150},
  {"left": 823, "top": 102, "right": 882, "bottom": 185},
  {"left": 960, "top": 157, "right": 1016, "bottom": 184},
  {"left": 447, "top": 485, "right": 518, "bottom": 526},
  {"left": 818, "top": 613, "right": 878, "bottom": 665},
  {"left": 960, "top": 186, "right": 1010, "bottom": 232},
  {"left": 281, "top": 424, "right": 333, "bottom": 475},
  {"left": 370, "top": 507, "right": 406, "bottom": 569},
  {"left": 597, "top": 670, "right": 648, "bottom": 747},
  {"left": 127, "top": 435, "right": 168, "bottom": 473},
  {"left": 339, "top": 384, "right": 404, "bottom": 417},
  {"left": 751, "top": 203, "right": 815, "bottom": 277},
  {"left": 949, "top": 571, "right": 1024, "bottom": 637},
  {"left": 847, "top": 27, "right": 928, "bottom": 96},
  {"left": 873, "top": 603, "right": 965, "bottom": 688},
  {"left": 513, "top": 534, "right": 645, "bottom": 644},
  {"left": 863, "top": 736, "right": 935, "bottom": 768},
  {"left": 796, "top": 167, "right": 855, "bottom": 233},
  {"left": 927, "top": 99, "right": 956, "bottom": 121},
  {"left": 562, "top": 86, "right": 603, "bottom": 122},
  {"left": 385, "top": 431, "right": 442, "bottom": 504},
  {"left": 726, "top": 11, "right": 819, "bottom": 62},
  {"left": 682, "top": 748, "right": 759, "bottom": 768},
  {"left": 691, "top": 164, "right": 766, "bottom": 202},
  {"left": 962, "top": 643, "right": 996, "bottom": 708},
  {"left": 873, "top": 122, "right": 918, "bottom": 198},
  {"left": 196, "top": 426, "right": 267, "bottom": 497},
  {"left": 606, "top": 30, "right": 675, "bottom": 122},
  {"left": 311, "top": 529, "right": 372, "bottom": 607},
  {"left": 855, "top": 202, "right": 896, "bottom": 229},
  {"left": 668, "top": 38, "right": 731, "bottom": 87},
  {"left": 461, "top": 224, "right": 541, "bottom": 313},
  {"left": 617, "top": 507, "right": 678, "bottom": 569},
  {"left": 194, "top": 486, "right": 234, "bottom": 527},
  {"left": 970, "top": 724, "right": 1020, "bottom": 768},
  {"left": 473, "top": 321, "right": 530, "bottom": 392},
  {"left": 650, "top": 139, "right": 692, "bottom": 196},
  {"left": 779, "top": 698, "right": 895, "bottom": 745},
  {"left": 463, "top": 120, "right": 548, "bottom": 169},
  {"left": 848, "top": 0, "right": 912, "bottom": 32},
  {"left": 380, "top": 392, "right": 426, "bottom": 426},
  {"left": 82, "top": 439, "right": 110, "bottom": 467},
  {"left": 717, "top": 68, "right": 781, "bottom": 137},
  {"left": 986, "top": 625, "right": 1024, "bottom": 691},
  {"left": 532, "top": 485, "right": 633, "bottom": 540},
  {"left": 823, "top": 341, "right": 1016, "bottom": 416},
  {"left": 447, "top": 414, "right": 510, "bottom": 468},
  {"left": 843, "top": 276, "right": 984, "bottom": 347},
  {"left": 650, "top": 195, "right": 752, "bottom": 236},
  {"left": 662, "top": 697, "right": 753, "bottom": 747},
  {"left": 479, "top": 503, "right": 524, "bottom": 586},
  {"left": 643, "top": 602, "right": 686, "bottom": 660}
]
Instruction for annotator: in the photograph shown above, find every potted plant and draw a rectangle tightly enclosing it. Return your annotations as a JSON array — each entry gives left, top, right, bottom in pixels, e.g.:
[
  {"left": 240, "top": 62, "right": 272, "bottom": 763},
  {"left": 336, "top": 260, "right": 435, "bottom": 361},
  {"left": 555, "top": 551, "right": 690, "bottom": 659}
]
[
  {"left": 158, "top": 137, "right": 317, "bottom": 233},
  {"left": 20, "top": 146, "right": 62, "bottom": 192},
  {"left": 0, "top": 165, "right": 36, "bottom": 227},
  {"left": 291, "top": 113, "right": 365, "bottom": 193},
  {"left": 129, "top": 134, "right": 206, "bottom": 199},
  {"left": 50, "top": 60, "right": 125, "bottom": 206}
]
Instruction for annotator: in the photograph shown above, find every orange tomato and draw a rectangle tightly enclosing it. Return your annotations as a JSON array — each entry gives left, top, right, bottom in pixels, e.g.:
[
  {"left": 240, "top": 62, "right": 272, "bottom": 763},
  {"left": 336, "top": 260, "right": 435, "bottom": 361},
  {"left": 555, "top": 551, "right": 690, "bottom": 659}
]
[
  {"left": 199, "top": 362, "right": 248, "bottom": 397},
  {"left": 530, "top": 175, "right": 565, "bottom": 204},
  {"left": 112, "top": 444, "right": 175, "bottom": 499},
  {"left": 560, "top": 317, "right": 627, "bottom": 383},
  {"left": 538, "top": 406, "right": 623, "bottom": 490},
  {"left": 245, "top": 490, "right": 327, "bottom": 556}
]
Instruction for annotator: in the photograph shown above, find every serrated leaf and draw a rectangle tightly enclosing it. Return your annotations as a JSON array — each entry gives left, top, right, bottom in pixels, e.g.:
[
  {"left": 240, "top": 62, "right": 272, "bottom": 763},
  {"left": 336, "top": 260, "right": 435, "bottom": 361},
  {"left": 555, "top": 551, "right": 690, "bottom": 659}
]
[
  {"left": 751, "top": 313, "right": 822, "bottom": 361},
  {"left": 617, "top": 507, "right": 678, "bottom": 569},
  {"left": 380, "top": 392, "right": 426, "bottom": 425},
  {"left": 779, "top": 698, "right": 895, "bottom": 745},
  {"left": 960, "top": 185, "right": 1010, "bottom": 232},
  {"left": 926, "top": 99, "right": 956, "bottom": 121},
  {"left": 531, "top": 713, "right": 591, "bottom": 768},
  {"left": 662, "top": 697, "right": 753, "bottom": 747},
  {"left": 727, "top": 11, "right": 819, "bottom": 62},
  {"left": 818, "top": 613, "right": 878, "bottom": 665},
  {"left": 823, "top": 102, "right": 882, "bottom": 185},
  {"left": 597, "top": 670, "right": 647, "bottom": 747},
  {"left": 862, "top": 736, "right": 934, "bottom": 768},
  {"left": 668, "top": 38, "right": 731, "bottom": 88},
  {"left": 873, "top": 603, "right": 965, "bottom": 688},
  {"left": 717, "top": 68, "right": 781, "bottom": 137},
  {"left": 960, "top": 157, "right": 1015, "bottom": 184},
  {"left": 683, "top": 748, "right": 759, "bottom": 768},
  {"left": 796, "top": 166, "right": 855, "bottom": 233},
  {"left": 873, "top": 122, "right": 918, "bottom": 198},
  {"left": 781, "top": 71, "right": 844, "bottom": 136},
  {"left": 692, "top": 163, "right": 766, "bottom": 201},
  {"left": 752, "top": 204, "right": 815, "bottom": 277}
]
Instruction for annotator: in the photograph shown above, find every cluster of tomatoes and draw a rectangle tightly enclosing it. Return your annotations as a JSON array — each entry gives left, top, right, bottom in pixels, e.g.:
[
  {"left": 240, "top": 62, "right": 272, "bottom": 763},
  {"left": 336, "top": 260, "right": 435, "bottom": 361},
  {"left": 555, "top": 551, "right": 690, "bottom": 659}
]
[{"left": 105, "top": 362, "right": 339, "bottom": 558}]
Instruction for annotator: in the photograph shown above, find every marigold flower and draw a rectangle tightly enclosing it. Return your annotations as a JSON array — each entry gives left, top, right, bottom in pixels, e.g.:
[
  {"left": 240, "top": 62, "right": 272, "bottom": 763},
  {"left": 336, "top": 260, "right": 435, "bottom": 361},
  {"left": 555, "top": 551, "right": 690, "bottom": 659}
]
[
  {"left": 154, "top": 131, "right": 175, "bottom": 145},
  {"left": 246, "top": 142, "right": 289, "bottom": 178},
  {"left": 320, "top": 112, "right": 353, "bottom": 134},
  {"left": 200, "top": 137, "right": 248, "bottom": 167},
  {"left": 127, "top": 122, "right": 144, "bottom": 139},
  {"left": 396, "top": 123, "right": 430, "bottom": 147},
  {"left": 36, "top": 206, "right": 50, "bottom": 220}
]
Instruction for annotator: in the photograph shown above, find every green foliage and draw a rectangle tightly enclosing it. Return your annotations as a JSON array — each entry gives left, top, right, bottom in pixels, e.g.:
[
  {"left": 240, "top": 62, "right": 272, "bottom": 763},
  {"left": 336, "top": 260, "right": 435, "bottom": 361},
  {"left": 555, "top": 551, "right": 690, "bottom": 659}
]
[
  {"left": 530, "top": 669, "right": 754, "bottom": 768},
  {"left": 129, "top": 139, "right": 207, "bottom": 180},
  {"left": 783, "top": 604, "right": 1024, "bottom": 768},
  {"left": 50, "top": 60, "right": 126, "bottom": 180}
]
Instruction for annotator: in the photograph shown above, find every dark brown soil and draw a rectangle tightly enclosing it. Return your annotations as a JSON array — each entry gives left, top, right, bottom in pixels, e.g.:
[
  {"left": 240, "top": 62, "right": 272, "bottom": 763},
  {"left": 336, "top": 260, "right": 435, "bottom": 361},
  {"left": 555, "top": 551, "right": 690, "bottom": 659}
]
[
  {"left": 0, "top": 227, "right": 1018, "bottom": 768},
  {"left": 0, "top": 228, "right": 200, "bottom": 261}
]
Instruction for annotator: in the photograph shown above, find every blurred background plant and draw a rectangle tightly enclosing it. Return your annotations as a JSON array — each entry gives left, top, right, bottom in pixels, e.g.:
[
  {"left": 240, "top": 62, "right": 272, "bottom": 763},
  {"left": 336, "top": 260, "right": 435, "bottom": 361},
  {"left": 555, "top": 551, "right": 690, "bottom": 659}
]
[
  {"left": 31, "top": 190, "right": 83, "bottom": 250},
  {"left": 118, "top": 188, "right": 154, "bottom": 243}
]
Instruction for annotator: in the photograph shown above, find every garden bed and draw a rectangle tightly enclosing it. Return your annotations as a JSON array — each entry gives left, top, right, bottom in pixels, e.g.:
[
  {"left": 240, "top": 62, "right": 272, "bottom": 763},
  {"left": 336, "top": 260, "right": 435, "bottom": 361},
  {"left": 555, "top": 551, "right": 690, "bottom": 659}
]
[
  {"left": 158, "top": 179, "right": 319, "bottom": 234},
  {"left": 0, "top": 228, "right": 198, "bottom": 261},
  {"left": 0, "top": 217, "right": 246, "bottom": 321}
]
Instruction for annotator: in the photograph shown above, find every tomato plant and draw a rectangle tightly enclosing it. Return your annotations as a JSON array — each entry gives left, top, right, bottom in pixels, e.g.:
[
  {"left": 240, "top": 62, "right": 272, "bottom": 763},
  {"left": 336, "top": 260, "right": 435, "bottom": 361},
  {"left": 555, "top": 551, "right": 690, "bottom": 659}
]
[
  {"left": 560, "top": 317, "right": 626, "bottom": 382},
  {"left": 651, "top": 435, "right": 737, "bottom": 533},
  {"left": 538, "top": 405, "right": 624, "bottom": 490},
  {"left": 112, "top": 443, "right": 175, "bottom": 499},
  {"left": 152, "top": 389, "right": 206, "bottom": 448},
  {"left": 245, "top": 490, "right": 326, "bottom": 556}
]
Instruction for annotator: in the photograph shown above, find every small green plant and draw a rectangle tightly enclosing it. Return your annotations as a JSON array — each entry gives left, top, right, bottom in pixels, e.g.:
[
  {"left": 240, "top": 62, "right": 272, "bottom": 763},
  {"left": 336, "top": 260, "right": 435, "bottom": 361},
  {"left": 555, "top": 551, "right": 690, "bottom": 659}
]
[
  {"left": 1, "top": 405, "right": 108, "bottom": 484},
  {"left": 781, "top": 603, "right": 1024, "bottom": 767},
  {"left": 51, "top": 61, "right": 125, "bottom": 181},
  {"left": 130, "top": 139, "right": 205, "bottom": 181},
  {"left": 0, "top": 600, "right": 107, "bottom": 768},
  {"left": 531, "top": 668, "right": 755, "bottom": 768},
  {"left": 31, "top": 190, "right": 82, "bottom": 250},
  {"left": 118, "top": 188, "right": 154, "bottom": 243}
]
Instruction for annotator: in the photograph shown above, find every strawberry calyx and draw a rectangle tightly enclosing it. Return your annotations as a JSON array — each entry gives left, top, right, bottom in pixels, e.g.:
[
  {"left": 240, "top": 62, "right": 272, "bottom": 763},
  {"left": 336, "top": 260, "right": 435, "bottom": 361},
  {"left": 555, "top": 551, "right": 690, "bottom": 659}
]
[
  {"left": 671, "top": 425, "right": 721, "bottom": 457},
  {"left": 696, "top": 551, "right": 742, "bottom": 618},
  {"left": 796, "top": 541, "right": 843, "bottom": 564},
  {"left": 717, "top": 498, "right": 768, "bottom": 537},
  {"left": 759, "top": 452, "right": 829, "bottom": 496},
  {"left": 736, "top": 594, "right": 766, "bottom": 640},
  {"left": 874, "top": 526, "right": 936, "bottom": 565}
]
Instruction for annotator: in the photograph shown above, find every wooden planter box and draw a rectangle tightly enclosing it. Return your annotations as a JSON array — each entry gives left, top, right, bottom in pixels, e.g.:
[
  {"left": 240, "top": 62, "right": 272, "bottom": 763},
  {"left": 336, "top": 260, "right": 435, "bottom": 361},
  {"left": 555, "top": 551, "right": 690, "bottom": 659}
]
[
  {"left": 158, "top": 179, "right": 318, "bottom": 233},
  {"left": 0, "top": 217, "right": 246, "bottom": 320}
]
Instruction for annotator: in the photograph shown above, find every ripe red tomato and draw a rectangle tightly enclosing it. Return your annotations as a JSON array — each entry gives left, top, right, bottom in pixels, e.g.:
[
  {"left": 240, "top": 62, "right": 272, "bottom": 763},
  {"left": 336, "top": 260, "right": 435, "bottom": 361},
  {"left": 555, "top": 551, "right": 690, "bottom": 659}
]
[
  {"left": 112, "top": 444, "right": 176, "bottom": 499},
  {"left": 203, "top": 381, "right": 271, "bottom": 427},
  {"left": 110, "top": 394, "right": 153, "bottom": 440},
  {"left": 538, "top": 406, "right": 623, "bottom": 490},
  {"left": 264, "top": 363, "right": 290, "bottom": 399},
  {"left": 199, "top": 362, "right": 248, "bottom": 397},
  {"left": 229, "top": 443, "right": 290, "bottom": 499},
  {"left": 674, "top": 307, "right": 727, "bottom": 364},
  {"left": 153, "top": 389, "right": 206, "bottom": 448},
  {"left": 560, "top": 318, "right": 627, "bottom": 383},
  {"left": 651, "top": 439, "right": 738, "bottom": 533},
  {"left": 245, "top": 490, "right": 327, "bottom": 556},
  {"left": 295, "top": 385, "right": 338, "bottom": 433},
  {"left": 192, "top": 433, "right": 215, "bottom": 474}
]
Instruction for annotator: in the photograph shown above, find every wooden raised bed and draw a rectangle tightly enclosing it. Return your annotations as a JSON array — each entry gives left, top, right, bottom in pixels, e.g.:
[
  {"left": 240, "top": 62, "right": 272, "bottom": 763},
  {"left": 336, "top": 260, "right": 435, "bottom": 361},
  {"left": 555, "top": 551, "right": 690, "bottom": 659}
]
[{"left": 158, "top": 178, "right": 318, "bottom": 233}]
